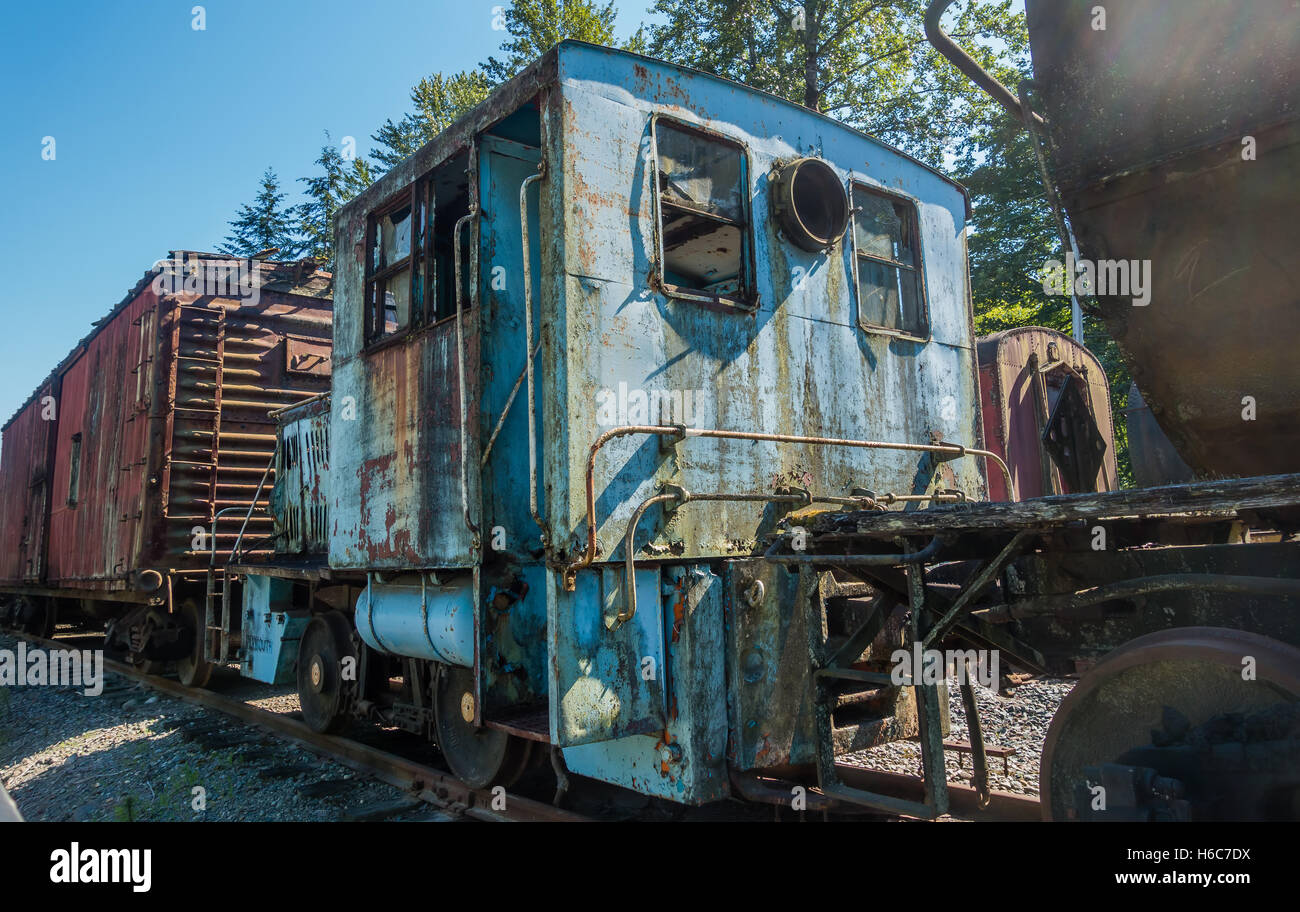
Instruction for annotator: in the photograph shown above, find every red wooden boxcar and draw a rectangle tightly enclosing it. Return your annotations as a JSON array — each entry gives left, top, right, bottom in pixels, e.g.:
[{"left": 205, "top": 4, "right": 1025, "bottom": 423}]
[
  {"left": 0, "top": 252, "right": 332, "bottom": 666},
  {"left": 977, "top": 326, "right": 1117, "bottom": 500}
]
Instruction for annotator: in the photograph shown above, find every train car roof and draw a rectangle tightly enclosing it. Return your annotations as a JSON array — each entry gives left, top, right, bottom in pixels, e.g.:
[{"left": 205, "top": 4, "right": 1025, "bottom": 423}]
[
  {"left": 2, "top": 253, "right": 332, "bottom": 432},
  {"left": 339, "top": 39, "right": 971, "bottom": 224}
]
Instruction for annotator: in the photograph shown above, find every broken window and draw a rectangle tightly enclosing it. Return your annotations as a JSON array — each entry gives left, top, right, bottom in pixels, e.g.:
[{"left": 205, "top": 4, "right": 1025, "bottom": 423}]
[
  {"left": 364, "top": 153, "right": 473, "bottom": 348},
  {"left": 852, "top": 185, "right": 928, "bottom": 339},
  {"left": 427, "top": 151, "right": 472, "bottom": 324},
  {"left": 67, "top": 433, "right": 82, "bottom": 507},
  {"left": 365, "top": 194, "right": 416, "bottom": 344},
  {"left": 654, "top": 120, "right": 751, "bottom": 304}
]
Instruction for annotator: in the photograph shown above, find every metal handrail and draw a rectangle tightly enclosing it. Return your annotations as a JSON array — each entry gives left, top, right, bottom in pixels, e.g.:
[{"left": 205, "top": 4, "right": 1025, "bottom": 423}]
[
  {"left": 231, "top": 451, "right": 275, "bottom": 563},
  {"left": 520, "top": 164, "right": 547, "bottom": 543},
  {"left": 563, "top": 424, "right": 1016, "bottom": 590},
  {"left": 453, "top": 206, "right": 481, "bottom": 539},
  {"left": 615, "top": 485, "right": 963, "bottom": 627}
]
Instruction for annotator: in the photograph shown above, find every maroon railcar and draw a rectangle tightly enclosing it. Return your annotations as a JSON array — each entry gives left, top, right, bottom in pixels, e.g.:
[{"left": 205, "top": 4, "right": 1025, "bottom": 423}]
[
  {"left": 0, "top": 378, "right": 58, "bottom": 585},
  {"left": 976, "top": 326, "right": 1117, "bottom": 501},
  {"left": 0, "top": 252, "right": 332, "bottom": 676}
]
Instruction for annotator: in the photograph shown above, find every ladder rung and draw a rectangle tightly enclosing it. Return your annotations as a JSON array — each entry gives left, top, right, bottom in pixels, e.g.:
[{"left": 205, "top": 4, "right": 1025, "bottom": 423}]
[{"left": 814, "top": 667, "right": 895, "bottom": 685}]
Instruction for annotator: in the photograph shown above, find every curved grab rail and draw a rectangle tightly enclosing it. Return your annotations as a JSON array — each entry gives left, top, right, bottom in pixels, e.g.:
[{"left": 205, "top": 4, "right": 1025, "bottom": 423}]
[{"left": 563, "top": 424, "right": 1016, "bottom": 591}]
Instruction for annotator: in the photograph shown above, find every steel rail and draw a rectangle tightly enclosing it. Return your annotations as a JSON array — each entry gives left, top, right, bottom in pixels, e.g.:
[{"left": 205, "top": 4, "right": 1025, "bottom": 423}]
[
  {"left": 4, "top": 628, "right": 1053, "bottom": 823},
  {"left": 10, "top": 630, "right": 584, "bottom": 823},
  {"left": 564, "top": 424, "right": 1014, "bottom": 589}
]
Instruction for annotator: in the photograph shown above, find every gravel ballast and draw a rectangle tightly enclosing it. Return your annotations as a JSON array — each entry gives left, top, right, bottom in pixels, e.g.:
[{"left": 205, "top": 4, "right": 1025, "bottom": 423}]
[
  {"left": 844, "top": 676, "right": 1075, "bottom": 797},
  {"left": 0, "top": 631, "right": 445, "bottom": 822}
]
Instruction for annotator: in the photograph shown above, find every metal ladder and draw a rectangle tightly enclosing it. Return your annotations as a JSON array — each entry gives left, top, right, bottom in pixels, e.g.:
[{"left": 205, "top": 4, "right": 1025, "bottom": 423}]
[
  {"left": 204, "top": 452, "right": 273, "bottom": 664},
  {"left": 799, "top": 564, "right": 951, "bottom": 819}
]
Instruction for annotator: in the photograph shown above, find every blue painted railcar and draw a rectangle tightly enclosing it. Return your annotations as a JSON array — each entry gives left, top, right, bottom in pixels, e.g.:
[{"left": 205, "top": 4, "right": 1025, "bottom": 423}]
[{"left": 242, "top": 41, "right": 1013, "bottom": 809}]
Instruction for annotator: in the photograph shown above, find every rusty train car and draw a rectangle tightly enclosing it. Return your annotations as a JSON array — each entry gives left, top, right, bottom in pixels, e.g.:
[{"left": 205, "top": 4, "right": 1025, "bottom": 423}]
[
  {"left": 232, "top": 19, "right": 1298, "bottom": 820},
  {"left": 7, "top": 1, "right": 1295, "bottom": 822},
  {"left": 217, "top": 39, "right": 1018, "bottom": 809},
  {"left": 976, "top": 327, "right": 1117, "bottom": 501},
  {"left": 0, "top": 252, "right": 332, "bottom": 686}
]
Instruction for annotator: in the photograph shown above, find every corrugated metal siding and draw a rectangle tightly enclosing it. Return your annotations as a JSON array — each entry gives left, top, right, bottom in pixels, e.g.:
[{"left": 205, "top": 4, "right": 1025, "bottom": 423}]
[
  {"left": 157, "top": 283, "right": 334, "bottom": 569},
  {"left": 272, "top": 395, "right": 331, "bottom": 555}
]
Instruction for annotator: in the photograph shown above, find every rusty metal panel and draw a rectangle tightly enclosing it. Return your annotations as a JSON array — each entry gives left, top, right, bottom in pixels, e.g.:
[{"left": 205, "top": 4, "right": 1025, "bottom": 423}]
[
  {"left": 0, "top": 379, "right": 59, "bottom": 583},
  {"left": 1025, "top": 0, "right": 1300, "bottom": 478},
  {"left": 47, "top": 286, "right": 156, "bottom": 586},
  {"left": 540, "top": 45, "right": 987, "bottom": 749},
  {"left": 156, "top": 258, "right": 334, "bottom": 568},
  {"left": 549, "top": 44, "right": 986, "bottom": 577},
  {"left": 271, "top": 394, "right": 331, "bottom": 555},
  {"left": 976, "top": 327, "right": 1117, "bottom": 500},
  {"left": 328, "top": 319, "right": 480, "bottom": 569}
]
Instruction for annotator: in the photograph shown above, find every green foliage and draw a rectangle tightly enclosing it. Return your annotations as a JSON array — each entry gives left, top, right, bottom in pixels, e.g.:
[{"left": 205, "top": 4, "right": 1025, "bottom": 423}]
[
  {"left": 484, "top": 0, "right": 628, "bottom": 81},
  {"left": 646, "top": 0, "right": 1027, "bottom": 166},
  {"left": 369, "top": 70, "right": 494, "bottom": 171},
  {"left": 219, "top": 168, "right": 305, "bottom": 260}
]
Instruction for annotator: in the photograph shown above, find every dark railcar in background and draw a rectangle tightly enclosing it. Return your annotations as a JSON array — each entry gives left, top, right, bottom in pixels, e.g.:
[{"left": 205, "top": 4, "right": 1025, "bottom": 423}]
[
  {"left": 0, "top": 252, "right": 332, "bottom": 684},
  {"left": 1022, "top": 0, "right": 1300, "bottom": 479}
]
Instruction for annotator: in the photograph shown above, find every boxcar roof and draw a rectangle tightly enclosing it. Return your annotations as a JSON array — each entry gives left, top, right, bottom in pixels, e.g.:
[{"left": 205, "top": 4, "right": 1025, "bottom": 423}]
[{"left": 2, "top": 252, "right": 332, "bottom": 432}]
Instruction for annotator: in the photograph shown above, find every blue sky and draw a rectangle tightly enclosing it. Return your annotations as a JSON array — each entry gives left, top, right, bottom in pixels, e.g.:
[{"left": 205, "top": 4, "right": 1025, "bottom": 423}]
[
  {"left": 0, "top": 0, "right": 1020, "bottom": 425},
  {"left": 0, "top": 0, "right": 654, "bottom": 424}
]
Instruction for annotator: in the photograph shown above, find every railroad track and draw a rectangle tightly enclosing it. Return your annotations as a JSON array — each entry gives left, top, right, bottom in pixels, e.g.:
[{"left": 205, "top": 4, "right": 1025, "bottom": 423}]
[
  {"left": 4, "top": 628, "right": 1041, "bottom": 822},
  {"left": 7, "top": 629, "right": 584, "bottom": 823}
]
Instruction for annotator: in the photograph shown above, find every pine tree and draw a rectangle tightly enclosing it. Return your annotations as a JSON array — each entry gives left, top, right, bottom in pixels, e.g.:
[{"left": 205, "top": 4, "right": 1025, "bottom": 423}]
[
  {"left": 296, "top": 134, "right": 360, "bottom": 269},
  {"left": 370, "top": 71, "right": 493, "bottom": 171},
  {"left": 219, "top": 168, "right": 305, "bottom": 259}
]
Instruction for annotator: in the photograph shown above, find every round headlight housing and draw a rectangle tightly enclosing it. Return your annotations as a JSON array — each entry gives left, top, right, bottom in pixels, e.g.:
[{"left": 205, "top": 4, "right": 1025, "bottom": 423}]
[{"left": 771, "top": 157, "right": 849, "bottom": 252}]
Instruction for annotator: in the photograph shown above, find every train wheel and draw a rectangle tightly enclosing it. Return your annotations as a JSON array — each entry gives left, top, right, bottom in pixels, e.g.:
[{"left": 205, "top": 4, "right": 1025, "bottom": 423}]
[
  {"left": 297, "top": 612, "right": 356, "bottom": 734},
  {"left": 434, "top": 664, "right": 531, "bottom": 790},
  {"left": 12, "top": 597, "right": 55, "bottom": 639},
  {"left": 1040, "top": 627, "right": 1300, "bottom": 821},
  {"left": 175, "top": 599, "right": 214, "bottom": 688}
]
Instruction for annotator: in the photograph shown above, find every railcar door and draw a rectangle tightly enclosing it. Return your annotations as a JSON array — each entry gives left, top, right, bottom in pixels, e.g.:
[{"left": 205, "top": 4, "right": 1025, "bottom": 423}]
[{"left": 476, "top": 135, "right": 546, "bottom": 546}]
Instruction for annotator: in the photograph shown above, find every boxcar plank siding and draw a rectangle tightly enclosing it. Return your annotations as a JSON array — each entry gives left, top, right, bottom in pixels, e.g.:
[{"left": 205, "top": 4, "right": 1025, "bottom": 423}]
[{"left": 0, "top": 254, "right": 332, "bottom": 595}]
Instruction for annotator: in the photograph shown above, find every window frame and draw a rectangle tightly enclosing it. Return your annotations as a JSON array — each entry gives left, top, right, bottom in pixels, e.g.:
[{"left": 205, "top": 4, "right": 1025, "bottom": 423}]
[
  {"left": 363, "top": 179, "right": 435, "bottom": 351},
  {"left": 649, "top": 114, "right": 757, "bottom": 311},
  {"left": 849, "top": 181, "right": 931, "bottom": 343}
]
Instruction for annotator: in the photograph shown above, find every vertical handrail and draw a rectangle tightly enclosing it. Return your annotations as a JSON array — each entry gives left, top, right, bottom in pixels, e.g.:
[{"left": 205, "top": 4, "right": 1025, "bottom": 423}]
[
  {"left": 231, "top": 450, "right": 275, "bottom": 563},
  {"left": 453, "top": 207, "right": 481, "bottom": 538},
  {"left": 520, "top": 164, "right": 547, "bottom": 543}
]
